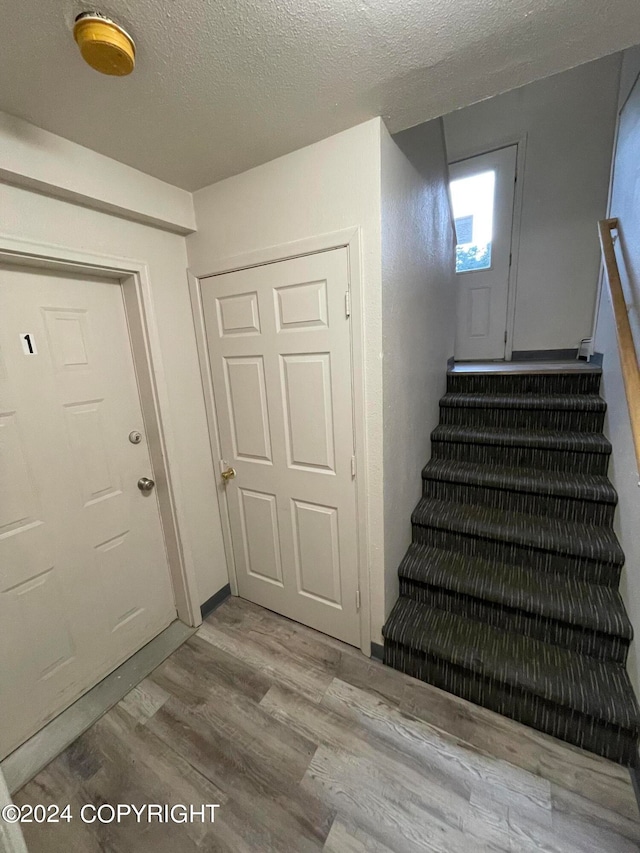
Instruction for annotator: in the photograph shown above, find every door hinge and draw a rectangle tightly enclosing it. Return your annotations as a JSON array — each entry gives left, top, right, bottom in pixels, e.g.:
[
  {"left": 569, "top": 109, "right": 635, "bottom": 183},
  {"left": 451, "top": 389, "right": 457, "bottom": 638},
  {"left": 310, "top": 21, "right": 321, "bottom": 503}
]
[
  {"left": 345, "top": 290, "right": 351, "bottom": 318},
  {"left": 356, "top": 589, "right": 361, "bottom": 611},
  {"left": 504, "top": 330, "right": 508, "bottom": 344},
  {"left": 509, "top": 252, "right": 512, "bottom": 267},
  {"left": 351, "top": 455, "right": 356, "bottom": 478}
]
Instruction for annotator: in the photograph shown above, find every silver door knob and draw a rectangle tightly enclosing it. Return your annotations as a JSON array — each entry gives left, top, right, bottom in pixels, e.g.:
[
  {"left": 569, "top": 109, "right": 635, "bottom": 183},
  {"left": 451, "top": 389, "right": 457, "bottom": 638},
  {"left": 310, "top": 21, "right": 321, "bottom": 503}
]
[{"left": 137, "top": 477, "right": 155, "bottom": 492}]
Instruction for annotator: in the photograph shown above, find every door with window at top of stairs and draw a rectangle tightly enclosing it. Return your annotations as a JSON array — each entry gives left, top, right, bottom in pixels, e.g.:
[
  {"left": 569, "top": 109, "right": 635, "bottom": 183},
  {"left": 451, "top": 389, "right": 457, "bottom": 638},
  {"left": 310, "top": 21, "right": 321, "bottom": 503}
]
[
  {"left": 382, "top": 363, "right": 640, "bottom": 765},
  {"left": 450, "top": 145, "right": 517, "bottom": 361}
]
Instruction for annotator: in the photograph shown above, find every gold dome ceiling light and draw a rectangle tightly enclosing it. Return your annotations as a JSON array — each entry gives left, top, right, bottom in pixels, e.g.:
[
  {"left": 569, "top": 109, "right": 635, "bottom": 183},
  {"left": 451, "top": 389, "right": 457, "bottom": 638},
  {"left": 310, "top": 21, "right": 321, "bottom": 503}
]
[{"left": 73, "top": 12, "right": 135, "bottom": 76}]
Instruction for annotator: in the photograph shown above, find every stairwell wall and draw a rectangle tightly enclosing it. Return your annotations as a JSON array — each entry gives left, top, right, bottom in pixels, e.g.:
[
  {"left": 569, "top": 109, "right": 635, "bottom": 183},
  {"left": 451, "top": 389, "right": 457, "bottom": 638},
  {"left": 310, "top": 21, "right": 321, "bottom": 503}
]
[
  {"left": 595, "top": 47, "right": 640, "bottom": 696},
  {"left": 443, "top": 56, "right": 620, "bottom": 354},
  {"left": 380, "top": 119, "right": 457, "bottom": 639}
]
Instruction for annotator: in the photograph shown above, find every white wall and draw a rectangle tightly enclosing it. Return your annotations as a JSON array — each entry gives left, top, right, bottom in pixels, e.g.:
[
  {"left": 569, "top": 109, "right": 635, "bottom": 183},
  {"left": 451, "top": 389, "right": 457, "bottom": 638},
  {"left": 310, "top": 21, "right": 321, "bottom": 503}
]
[
  {"left": 595, "top": 48, "right": 640, "bottom": 695},
  {"left": 380, "top": 120, "right": 456, "bottom": 630},
  {"left": 0, "top": 111, "right": 195, "bottom": 235},
  {"left": 1, "top": 110, "right": 458, "bottom": 644},
  {"left": 187, "top": 119, "right": 387, "bottom": 642},
  {"left": 0, "top": 124, "right": 227, "bottom": 607},
  {"left": 444, "top": 56, "right": 620, "bottom": 353}
]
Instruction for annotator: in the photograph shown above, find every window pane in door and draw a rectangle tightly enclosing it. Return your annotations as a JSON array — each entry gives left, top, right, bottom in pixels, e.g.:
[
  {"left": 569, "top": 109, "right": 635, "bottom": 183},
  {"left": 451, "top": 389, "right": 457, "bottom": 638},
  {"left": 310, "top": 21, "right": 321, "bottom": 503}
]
[{"left": 450, "top": 170, "right": 495, "bottom": 273}]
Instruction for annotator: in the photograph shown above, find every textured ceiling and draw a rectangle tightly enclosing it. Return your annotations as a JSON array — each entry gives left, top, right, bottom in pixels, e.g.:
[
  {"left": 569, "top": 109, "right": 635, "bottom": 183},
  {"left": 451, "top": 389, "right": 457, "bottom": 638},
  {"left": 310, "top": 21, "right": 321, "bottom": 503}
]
[{"left": 1, "top": 1, "right": 640, "bottom": 190}]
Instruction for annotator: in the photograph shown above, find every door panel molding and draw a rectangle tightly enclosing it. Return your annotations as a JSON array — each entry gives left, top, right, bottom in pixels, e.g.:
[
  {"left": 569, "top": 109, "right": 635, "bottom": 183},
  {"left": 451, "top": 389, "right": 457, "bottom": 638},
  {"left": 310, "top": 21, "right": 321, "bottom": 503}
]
[
  {"left": 188, "top": 228, "right": 371, "bottom": 656},
  {"left": 0, "top": 234, "right": 201, "bottom": 628}
]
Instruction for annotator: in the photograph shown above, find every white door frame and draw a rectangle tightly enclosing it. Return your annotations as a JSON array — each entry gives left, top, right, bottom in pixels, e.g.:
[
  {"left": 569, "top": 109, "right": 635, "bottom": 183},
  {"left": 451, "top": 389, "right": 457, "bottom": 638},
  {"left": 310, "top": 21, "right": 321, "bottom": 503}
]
[
  {"left": 449, "top": 135, "right": 527, "bottom": 361},
  {"left": 0, "top": 234, "right": 202, "bottom": 628},
  {"left": 189, "top": 227, "right": 371, "bottom": 655},
  {"left": 0, "top": 767, "right": 27, "bottom": 853}
]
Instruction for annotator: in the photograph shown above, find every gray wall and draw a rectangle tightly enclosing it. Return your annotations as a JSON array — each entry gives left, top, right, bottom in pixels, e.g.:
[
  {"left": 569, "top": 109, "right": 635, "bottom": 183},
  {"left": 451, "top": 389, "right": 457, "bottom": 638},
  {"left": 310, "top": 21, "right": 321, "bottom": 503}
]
[
  {"left": 444, "top": 56, "right": 620, "bottom": 353},
  {"left": 595, "top": 48, "right": 640, "bottom": 695},
  {"left": 381, "top": 119, "right": 456, "bottom": 622}
]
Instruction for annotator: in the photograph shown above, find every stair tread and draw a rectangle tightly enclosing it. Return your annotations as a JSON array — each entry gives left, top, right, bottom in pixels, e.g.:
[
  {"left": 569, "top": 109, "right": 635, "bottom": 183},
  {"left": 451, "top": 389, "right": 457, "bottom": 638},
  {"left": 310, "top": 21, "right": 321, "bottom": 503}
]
[
  {"left": 398, "top": 542, "right": 632, "bottom": 639},
  {"left": 431, "top": 424, "right": 612, "bottom": 454},
  {"left": 440, "top": 393, "right": 606, "bottom": 411},
  {"left": 448, "top": 362, "right": 601, "bottom": 375},
  {"left": 412, "top": 497, "right": 624, "bottom": 565},
  {"left": 383, "top": 597, "right": 640, "bottom": 729},
  {"left": 421, "top": 459, "right": 617, "bottom": 504}
]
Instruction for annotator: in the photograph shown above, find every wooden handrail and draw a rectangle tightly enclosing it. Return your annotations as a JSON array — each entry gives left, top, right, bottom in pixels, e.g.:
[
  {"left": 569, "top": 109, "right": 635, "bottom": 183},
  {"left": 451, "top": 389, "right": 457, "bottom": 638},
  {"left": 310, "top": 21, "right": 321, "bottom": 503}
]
[{"left": 598, "top": 217, "right": 640, "bottom": 474}]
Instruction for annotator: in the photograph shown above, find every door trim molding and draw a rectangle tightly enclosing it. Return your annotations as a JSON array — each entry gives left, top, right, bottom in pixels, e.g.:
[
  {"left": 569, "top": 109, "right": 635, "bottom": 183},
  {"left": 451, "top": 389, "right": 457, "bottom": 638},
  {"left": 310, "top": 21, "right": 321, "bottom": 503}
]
[
  {"left": 0, "top": 769, "right": 27, "bottom": 852},
  {"left": 188, "top": 227, "right": 372, "bottom": 655},
  {"left": 449, "top": 136, "right": 527, "bottom": 361},
  {"left": 1, "top": 620, "right": 195, "bottom": 795},
  {"left": 0, "top": 234, "right": 202, "bottom": 628}
]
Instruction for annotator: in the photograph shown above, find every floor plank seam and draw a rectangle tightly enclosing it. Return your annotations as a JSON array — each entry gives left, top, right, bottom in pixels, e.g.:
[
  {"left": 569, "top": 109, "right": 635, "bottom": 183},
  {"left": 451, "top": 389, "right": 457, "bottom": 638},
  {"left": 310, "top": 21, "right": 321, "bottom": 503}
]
[{"left": 12, "top": 597, "right": 639, "bottom": 853}]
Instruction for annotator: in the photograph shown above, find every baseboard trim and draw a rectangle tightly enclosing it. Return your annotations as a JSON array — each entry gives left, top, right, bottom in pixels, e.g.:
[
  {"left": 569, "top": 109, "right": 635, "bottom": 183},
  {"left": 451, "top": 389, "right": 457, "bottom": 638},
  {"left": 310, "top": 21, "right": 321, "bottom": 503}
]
[
  {"left": 200, "top": 583, "right": 232, "bottom": 620},
  {"left": 511, "top": 348, "right": 579, "bottom": 361},
  {"left": 510, "top": 349, "right": 604, "bottom": 366},
  {"left": 371, "top": 642, "right": 384, "bottom": 661},
  {"left": 629, "top": 761, "right": 640, "bottom": 815},
  {"left": 2, "top": 619, "right": 195, "bottom": 794}
]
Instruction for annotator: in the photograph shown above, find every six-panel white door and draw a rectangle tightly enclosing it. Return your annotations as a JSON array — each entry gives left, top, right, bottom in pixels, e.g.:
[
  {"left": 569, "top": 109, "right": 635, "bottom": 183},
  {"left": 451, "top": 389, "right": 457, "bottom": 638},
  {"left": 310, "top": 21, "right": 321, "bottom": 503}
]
[
  {"left": 0, "top": 267, "right": 176, "bottom": 758},
  {"left": 201, "top": 249, "right": 360, "bottom": 646}
]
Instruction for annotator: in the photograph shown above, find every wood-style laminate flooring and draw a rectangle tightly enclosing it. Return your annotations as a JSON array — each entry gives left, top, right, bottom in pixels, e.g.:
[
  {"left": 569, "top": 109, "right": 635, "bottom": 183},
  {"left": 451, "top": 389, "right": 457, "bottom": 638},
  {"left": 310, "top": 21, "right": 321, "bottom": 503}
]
[{"left": 15, "top": 597, "right": 640, "bottom": 852}]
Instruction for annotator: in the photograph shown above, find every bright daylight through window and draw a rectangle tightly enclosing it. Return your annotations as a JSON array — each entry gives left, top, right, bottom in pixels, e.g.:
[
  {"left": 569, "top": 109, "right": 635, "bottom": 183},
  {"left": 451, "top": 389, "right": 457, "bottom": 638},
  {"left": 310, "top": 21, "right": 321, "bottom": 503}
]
[{"left": 451, "top": 170, "right": 495, "bottom": 273}]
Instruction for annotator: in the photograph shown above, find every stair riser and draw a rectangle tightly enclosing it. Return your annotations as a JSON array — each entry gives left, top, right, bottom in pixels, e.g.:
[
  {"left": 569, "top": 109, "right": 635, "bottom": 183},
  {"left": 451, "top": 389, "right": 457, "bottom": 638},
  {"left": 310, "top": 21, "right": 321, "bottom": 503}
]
[
  {"left": 384, "top": 640, "right": 637, "bottom": 765},
  {"left": 421, "top": 479, "right": 615, "bottom": 526},
  {"left": 398, "top": 578, "right": 628, "bottom": 664},
  {"left": 440, "top": 406, "right": 605, "bottom": 432},
  {"left": 412, "top": 524, "right": 622, "bottom": 587},
  {"left": 447, "top": 374, "right": 601, "bottom": 396},
  {"left": 431, "top": 440, "right": 610, "bottom": 475}
]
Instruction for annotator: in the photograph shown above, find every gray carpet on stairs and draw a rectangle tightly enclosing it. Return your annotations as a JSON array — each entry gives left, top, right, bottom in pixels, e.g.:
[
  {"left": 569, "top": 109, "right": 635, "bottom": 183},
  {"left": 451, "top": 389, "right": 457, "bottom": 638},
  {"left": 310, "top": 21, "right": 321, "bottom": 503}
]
[{"left": 382, "top": 364, "right": 640, "bottom": 765}]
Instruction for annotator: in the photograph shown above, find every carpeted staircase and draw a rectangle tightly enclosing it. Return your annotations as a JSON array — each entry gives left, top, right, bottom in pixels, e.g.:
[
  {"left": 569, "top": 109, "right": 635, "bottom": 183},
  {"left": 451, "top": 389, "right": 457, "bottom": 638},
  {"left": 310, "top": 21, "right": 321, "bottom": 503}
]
[{"left": 382, "top": 363, "right": 640, "bottom": 765}]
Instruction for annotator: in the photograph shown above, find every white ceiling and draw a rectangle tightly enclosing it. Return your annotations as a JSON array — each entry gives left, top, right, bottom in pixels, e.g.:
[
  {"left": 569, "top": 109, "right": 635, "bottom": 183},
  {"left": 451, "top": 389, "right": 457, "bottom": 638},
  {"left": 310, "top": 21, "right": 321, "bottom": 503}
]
[{"left": 2, "top": 1, "right": 640, "bottom": 191}]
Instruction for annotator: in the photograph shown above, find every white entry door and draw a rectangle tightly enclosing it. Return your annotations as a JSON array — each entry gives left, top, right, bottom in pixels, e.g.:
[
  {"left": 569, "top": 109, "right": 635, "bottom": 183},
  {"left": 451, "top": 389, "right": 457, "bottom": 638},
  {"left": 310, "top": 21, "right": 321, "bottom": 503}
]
[
  {"left": 0, "top": 267, "right": 176, "bottom": 758},
  {"left": 201, "top": 249, "right": 360, "bottom": 646},
  {"left": 450, "top": 145, "right": 517, "bottom": 360}
]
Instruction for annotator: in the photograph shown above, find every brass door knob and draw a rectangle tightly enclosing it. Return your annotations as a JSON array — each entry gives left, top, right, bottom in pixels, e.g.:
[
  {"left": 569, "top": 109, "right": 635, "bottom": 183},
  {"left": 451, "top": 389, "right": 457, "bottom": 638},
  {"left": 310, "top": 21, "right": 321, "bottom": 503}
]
[{"left": 221, "top": 467, "right": 236, "bottom": 482}]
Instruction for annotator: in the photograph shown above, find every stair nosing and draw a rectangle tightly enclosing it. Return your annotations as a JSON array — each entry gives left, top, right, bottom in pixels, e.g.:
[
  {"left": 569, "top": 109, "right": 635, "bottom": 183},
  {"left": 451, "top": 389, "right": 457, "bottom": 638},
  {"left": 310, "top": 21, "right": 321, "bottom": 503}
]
[
  {"left": 440, "top": 393, "right": 606, "bottom": 411},
  {"left": 398, "top": 542, "right": 632, "bottom": 640},
  {"left": 383, "top": 597, "right": 640, "bottom": 729},
  {"left": 421, "top": 459, "right": 617, "bottom": 505},
  {"left": 411, "top": 497, "right": 624, "bottom": 565},
  {"left": 447, "top": 363, "right": 602, "bottom": 376},
  {"left": 431, "top": 424, "right": 612, "bottom": 454}
]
